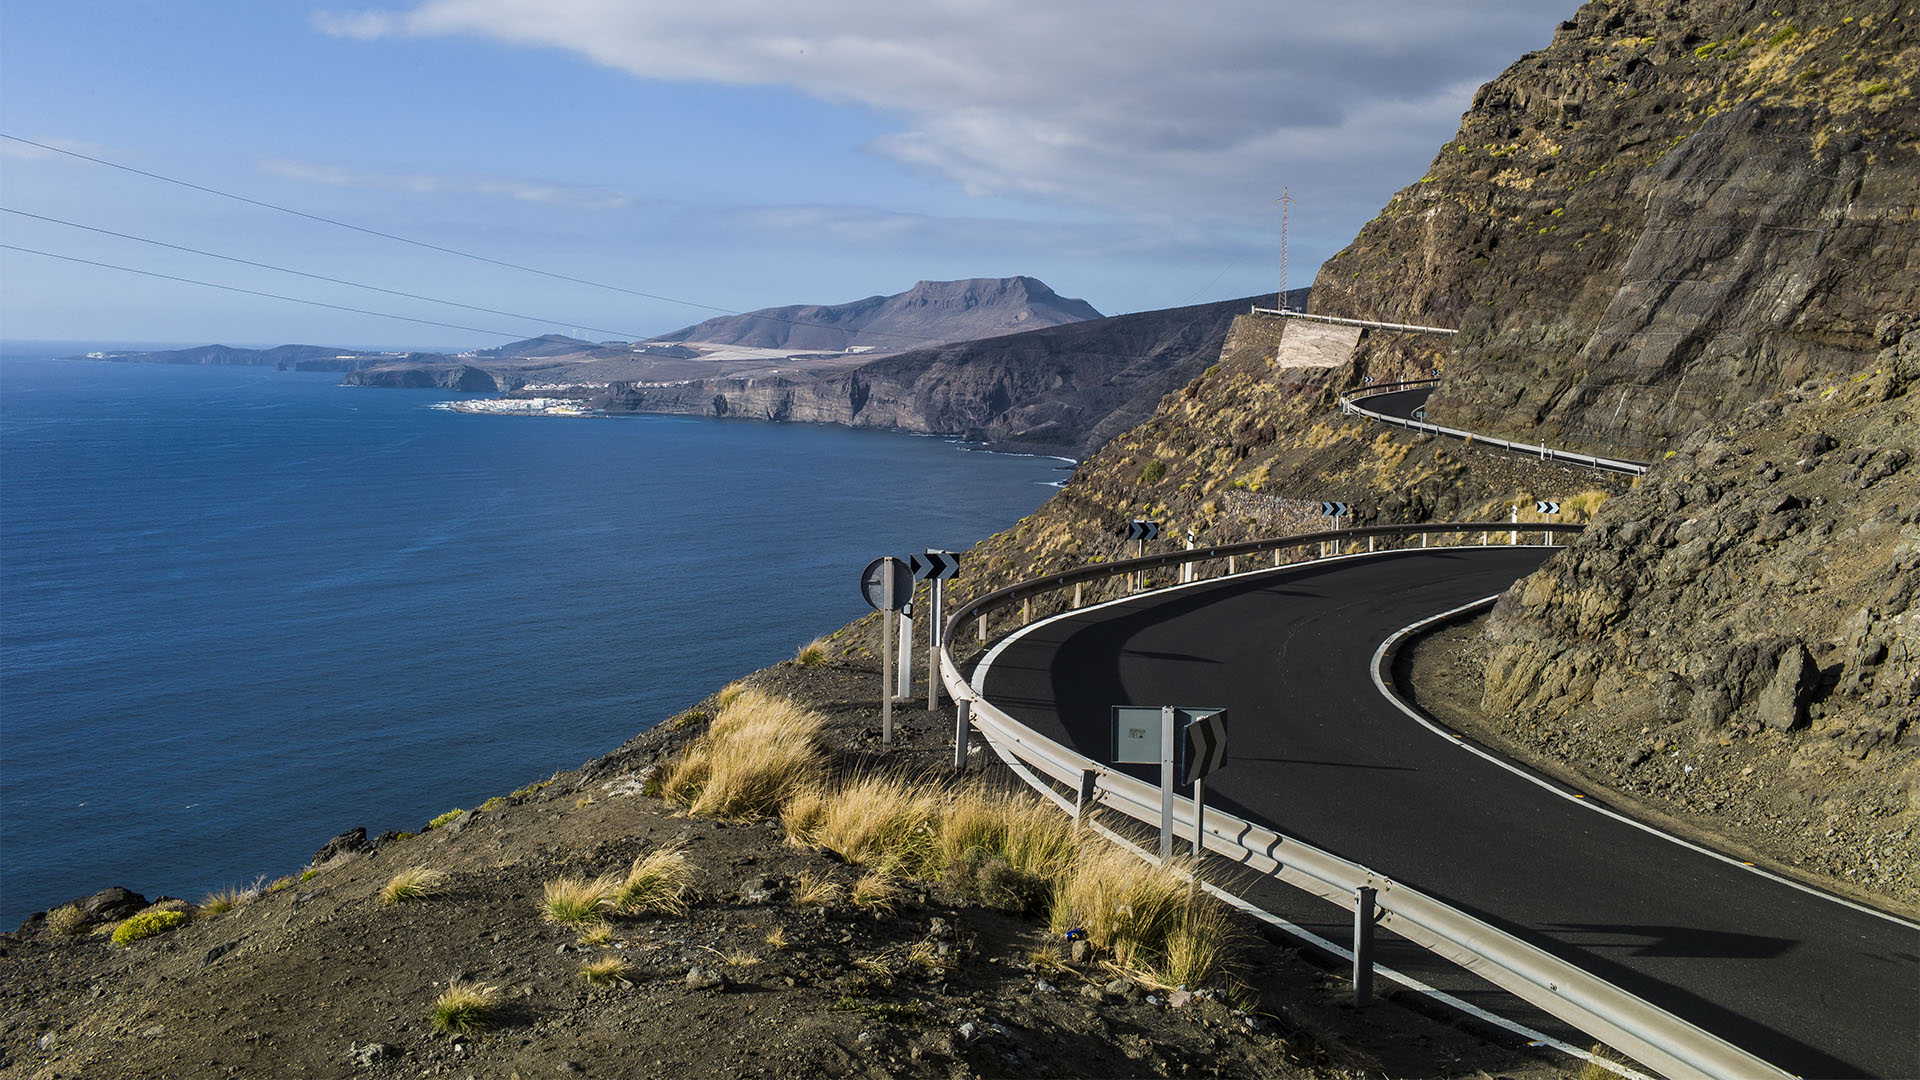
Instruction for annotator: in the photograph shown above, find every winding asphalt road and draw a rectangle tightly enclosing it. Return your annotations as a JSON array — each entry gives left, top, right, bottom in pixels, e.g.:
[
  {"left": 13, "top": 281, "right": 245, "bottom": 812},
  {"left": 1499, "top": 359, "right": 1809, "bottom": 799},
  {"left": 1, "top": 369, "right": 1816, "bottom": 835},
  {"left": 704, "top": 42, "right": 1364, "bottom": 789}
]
[{"left": 975, "top": 548, "right": 1919, "bottom": 1079}]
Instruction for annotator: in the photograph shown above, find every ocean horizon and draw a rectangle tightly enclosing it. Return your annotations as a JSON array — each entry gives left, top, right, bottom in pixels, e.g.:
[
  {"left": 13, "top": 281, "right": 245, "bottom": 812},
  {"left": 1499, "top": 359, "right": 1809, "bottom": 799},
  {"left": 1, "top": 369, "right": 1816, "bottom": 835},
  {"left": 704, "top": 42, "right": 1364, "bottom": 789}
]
[{"left": 0, "top": 352, "right": 1065, "bottom": 926}]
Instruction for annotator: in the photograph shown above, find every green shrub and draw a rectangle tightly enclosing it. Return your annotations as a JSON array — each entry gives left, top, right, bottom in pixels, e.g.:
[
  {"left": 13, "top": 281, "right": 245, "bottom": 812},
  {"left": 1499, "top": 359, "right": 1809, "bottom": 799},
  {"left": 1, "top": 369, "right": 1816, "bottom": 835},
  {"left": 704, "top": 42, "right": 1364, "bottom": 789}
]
[
  {"left": 111, "top": 909, "right": 190, "bottom": 947},
  {"left": 426, "top": 808, "right": 464, "bottom": 830},
  {"left": 1141, "top": 460, "right": 1166, "bottom": 484}
]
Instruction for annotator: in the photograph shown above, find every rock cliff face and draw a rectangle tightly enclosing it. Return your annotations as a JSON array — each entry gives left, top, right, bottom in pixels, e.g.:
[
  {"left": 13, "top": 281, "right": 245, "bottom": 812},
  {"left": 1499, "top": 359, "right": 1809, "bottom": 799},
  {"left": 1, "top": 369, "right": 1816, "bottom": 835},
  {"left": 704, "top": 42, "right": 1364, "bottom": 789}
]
[
  {"left": 653, "top": 276, "right": 1103, "bottom": 353},
  {"left": 344, "top": 361, "right": 507, "bottom": 392},
  {"left": 1311, "top": 0, "right": 1919, "bottom": 459},
  {"left": 603, "top": 294, "right": 1275, "bottom": 455},
  {"left": 914, "top": 0, "right": 1917, "bottom": 910}
]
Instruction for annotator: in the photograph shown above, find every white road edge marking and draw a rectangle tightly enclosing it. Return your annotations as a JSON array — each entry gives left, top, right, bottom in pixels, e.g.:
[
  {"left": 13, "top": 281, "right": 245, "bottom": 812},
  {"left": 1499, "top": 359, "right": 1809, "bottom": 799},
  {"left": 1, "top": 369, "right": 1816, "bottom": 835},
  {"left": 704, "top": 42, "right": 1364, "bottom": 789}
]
[
  {"left": 1370, "top": 594, "right": 1920, "bottom": 930},
  {"left": 970, "top": 545, "right": 1659, "bottom": 1076}
]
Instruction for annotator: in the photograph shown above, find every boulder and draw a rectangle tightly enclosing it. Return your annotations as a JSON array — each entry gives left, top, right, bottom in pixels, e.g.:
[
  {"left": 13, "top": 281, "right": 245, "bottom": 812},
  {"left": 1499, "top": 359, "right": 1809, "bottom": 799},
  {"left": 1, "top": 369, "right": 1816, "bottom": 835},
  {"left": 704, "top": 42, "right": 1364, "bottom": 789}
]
[{"left": 1757, "top": 643, "right": 1816, "bottom": 732}]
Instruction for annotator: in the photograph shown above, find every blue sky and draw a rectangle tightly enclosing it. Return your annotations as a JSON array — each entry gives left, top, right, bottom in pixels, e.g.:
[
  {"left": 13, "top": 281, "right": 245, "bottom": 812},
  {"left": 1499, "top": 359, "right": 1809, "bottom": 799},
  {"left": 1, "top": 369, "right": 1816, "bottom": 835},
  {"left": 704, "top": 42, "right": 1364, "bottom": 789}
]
[{"left": 1, "top": 1, "right": 1580, "bottom": 350}]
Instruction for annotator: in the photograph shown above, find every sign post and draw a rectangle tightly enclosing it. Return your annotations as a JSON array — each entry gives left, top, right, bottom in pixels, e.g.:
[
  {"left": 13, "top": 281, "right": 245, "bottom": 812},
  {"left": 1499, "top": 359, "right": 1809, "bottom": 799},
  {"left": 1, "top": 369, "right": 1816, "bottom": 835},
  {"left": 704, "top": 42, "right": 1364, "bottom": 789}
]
[
  {"left": 860, "top": 557, "right": 912, "bottom": 744},
  {"left": 911, "top": 551, "right": 962, "bottom": 710},
  {"left": 1535, "top": 500, "right": 1561, "bottom": 546},
  {"left": 1112, "top": 705, "right": 1227, "bottom": 864},
  {"left": 897, "top": 603, "right": 913, "bottom": 701},
  {"left": 1125, "top": 520, "right": 1159, "bottom": 591},
  {"left": 1318, "top": 501, "right": 1350, "bottom": 556},
  {"left": 1182, "top": 709, "right": 1229, "bottom": 867}
]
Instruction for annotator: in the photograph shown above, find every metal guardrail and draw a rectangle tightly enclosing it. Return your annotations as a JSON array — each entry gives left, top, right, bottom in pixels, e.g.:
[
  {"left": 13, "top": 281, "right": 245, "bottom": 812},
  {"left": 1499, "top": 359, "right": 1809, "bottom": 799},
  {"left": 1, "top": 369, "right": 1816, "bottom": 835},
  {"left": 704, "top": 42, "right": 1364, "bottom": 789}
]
[
  {"left": 938, "top": 525, "right": 1792, "bottom": 1080},
  {"left": 1250, "top": 306, "right": 1461, "bottom": 336},
  {"left": 1342, "top": 379, "right": 1651, "bottom": 475}
]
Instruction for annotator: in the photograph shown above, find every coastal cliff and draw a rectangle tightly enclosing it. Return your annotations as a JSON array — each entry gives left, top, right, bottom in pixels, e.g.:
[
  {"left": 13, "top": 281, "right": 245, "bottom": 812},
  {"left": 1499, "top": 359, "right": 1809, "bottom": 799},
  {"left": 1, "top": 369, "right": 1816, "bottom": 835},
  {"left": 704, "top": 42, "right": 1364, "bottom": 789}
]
[{"left": 602, "top": 294, "right": 1275, "bottom": 455}]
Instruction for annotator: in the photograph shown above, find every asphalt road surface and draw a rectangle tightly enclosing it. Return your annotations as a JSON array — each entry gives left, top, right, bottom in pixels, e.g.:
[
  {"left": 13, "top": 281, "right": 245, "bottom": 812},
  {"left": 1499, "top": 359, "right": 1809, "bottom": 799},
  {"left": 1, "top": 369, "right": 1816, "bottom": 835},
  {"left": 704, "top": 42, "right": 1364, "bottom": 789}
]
[
  {"left": 1356, "top": 385, "right": 1432, "bottom": 421},
  {"left": 976, "top": 548, "right": 1919, "bottom": 1079}
]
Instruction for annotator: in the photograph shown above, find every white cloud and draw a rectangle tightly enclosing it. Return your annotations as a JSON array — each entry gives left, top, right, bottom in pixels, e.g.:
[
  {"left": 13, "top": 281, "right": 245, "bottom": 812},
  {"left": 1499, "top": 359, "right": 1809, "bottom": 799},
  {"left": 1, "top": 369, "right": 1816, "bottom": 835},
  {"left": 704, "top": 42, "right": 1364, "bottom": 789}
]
[
  {"left": 309, "top": 0, "right": 1578, "bottom": 231},
  {"left": 258, "top": 157, "right": 633, "bottom": 210}
]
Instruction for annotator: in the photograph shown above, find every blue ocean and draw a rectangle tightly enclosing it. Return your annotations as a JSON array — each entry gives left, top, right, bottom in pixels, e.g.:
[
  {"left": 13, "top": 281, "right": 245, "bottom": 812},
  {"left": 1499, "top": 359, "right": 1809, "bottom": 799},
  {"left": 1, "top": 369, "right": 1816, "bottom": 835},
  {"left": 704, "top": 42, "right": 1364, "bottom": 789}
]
[{"left": 0, "top": 353, "right": 1064, "bottom": 926}]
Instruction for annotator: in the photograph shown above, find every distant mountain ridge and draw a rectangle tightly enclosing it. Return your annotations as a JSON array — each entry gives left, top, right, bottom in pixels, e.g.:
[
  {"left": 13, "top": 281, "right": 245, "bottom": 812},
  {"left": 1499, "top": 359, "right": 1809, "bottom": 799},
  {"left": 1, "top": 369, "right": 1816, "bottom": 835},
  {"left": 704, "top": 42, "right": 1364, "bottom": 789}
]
[{"left": 652, "top": 276, "right": 1102, "bottom": 352}]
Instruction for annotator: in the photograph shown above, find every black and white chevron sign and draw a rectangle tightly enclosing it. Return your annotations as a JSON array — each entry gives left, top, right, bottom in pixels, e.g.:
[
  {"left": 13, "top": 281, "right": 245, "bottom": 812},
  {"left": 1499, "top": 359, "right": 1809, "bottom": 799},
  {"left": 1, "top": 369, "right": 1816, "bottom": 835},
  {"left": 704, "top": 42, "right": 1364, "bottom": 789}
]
[
  {"left": 910, "top": 550, "right": 961, "bottom": 580},
  {"left": 1181, "top": 709, "right": 1229, "bottom": 785},
  {"left": 1319, "top": 501, "right": 1350, "bottom": 517},
  {"left": 1535, "top": 500, "right": 1562, "bottom": 515},
  {"left": 1126, "top": 519, "right": 1160, "bottom": 542}
]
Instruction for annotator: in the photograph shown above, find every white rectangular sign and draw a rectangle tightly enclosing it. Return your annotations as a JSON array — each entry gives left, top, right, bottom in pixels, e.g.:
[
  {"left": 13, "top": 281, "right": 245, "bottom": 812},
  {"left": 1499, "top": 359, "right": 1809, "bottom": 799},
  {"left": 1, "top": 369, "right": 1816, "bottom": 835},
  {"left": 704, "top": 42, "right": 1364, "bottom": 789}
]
[{"left": 1111, "top": 706, "right": 1163, "bottom": 764}]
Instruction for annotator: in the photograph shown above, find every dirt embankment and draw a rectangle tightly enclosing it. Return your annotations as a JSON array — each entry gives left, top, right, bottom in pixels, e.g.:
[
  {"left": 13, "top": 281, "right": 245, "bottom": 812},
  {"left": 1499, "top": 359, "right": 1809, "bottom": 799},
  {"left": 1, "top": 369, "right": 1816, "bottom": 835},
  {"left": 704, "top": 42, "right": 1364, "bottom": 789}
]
[{"left": 2, "top": 645, "right": 1586, "bottom": 1080}]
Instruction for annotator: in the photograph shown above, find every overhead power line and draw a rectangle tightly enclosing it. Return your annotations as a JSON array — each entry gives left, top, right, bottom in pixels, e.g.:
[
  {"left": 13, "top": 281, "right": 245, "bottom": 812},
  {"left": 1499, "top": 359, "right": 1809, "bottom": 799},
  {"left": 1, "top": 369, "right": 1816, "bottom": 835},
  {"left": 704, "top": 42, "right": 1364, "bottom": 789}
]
[
  {"left": 0, "top": 134, "right": 731, "bottom": 317},
  {"left": 0, "top": 133, "right": 989, "bottom": 349},
  {"left": 2, "top": 207, "right": 655, "bottom": 341},
  {"left": 1, "top": 244, "right": 530, "bottom": 340}
]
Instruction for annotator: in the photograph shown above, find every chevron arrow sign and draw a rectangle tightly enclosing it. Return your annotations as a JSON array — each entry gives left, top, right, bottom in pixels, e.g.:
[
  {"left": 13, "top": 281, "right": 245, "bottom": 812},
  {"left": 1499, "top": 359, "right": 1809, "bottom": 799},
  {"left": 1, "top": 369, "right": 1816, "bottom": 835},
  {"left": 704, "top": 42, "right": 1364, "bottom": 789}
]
[
  {"left": 1181, "top": 708, "right": 1229, "bottom": 785},
  {"left": 1126, "top": 520, "right": 1160, "bottom": 542},
  {"left": 1535, "top": 500, "right": 1561, "bottom": 515},
  {"left": 910, "top": 551, "right": 961, "bottom": 580},
  {"left": 1319, "top": 501, "right": 1350, "bottom": 517}
]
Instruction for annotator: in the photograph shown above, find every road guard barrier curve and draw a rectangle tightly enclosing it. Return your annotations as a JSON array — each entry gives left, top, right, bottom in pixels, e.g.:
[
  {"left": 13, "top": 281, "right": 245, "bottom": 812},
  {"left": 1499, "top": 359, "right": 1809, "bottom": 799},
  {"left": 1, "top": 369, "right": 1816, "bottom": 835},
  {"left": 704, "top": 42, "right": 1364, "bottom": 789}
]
[
  {"left": 1341, "top": 379, "right": 1651, "bottom": 476},
  {"left": 940, "top": 524, "right": 1791, "bottom": 1080}
]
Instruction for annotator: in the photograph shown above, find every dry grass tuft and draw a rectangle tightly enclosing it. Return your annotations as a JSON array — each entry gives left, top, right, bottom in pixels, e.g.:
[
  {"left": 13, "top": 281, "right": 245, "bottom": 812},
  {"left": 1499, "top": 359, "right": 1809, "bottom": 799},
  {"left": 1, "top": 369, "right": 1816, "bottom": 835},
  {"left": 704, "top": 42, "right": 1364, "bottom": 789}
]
[
  {"left": 1049, "top": 845, "right": 1227, "bottom": 987},
  {"left": 577, "top": 923, "right": 614, "bottom": 947},
  {"left": 429, "top": 980, "right": 500, "bottom": 1035},
  {"left": 199, "top": 884, "right": 248, "bottom": 916},
  {"left": 791, "top": 871, "right": 843, "bottom": 907},
  {"left": 850, "top": 872, "right": 906, "bottom": 915},
  {"left": 541, "top": 875, "right": 619, "bottom": 925},
  {"left": 763, "top": 925, "right": 790, "bottom": 949},
  {"left": 579, "top": 955, "right": 632, "bottom": 986},
  {"left": 784, "top": 773, "right": 940, "bottom": 877},
  {"left": 46, "top": 904, "right": 88, "bottom": 937},
  {"left": 794, "top": 637, "right": 829, "bottom": 666},
  {"left": 380, "top": 866, "right": 449, "bottom": 906},
  {"left": 659, "top": 690, "right": 825, "bottom": 819},
  {"left": 612, "top": 848, "right": 693, "bottom": 916}
]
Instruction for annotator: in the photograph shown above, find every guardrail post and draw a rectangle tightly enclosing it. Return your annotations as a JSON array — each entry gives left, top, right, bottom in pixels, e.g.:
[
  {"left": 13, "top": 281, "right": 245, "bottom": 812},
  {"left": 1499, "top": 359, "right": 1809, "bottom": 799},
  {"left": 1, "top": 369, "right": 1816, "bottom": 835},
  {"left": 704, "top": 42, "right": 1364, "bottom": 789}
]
[
  {"left": 1074, "top": 769, "right": 1097, "bottom": 828},
  {"left": 952, "top": 699, "right": 971, "bottom": 772},
  {"left": 1227, "top": 554, "right": 1236, "bottom": 574},
  {"left": 1073, "top": 581, "right": 1083, "bottom": 608},
  {"left": 1368, "top": 535, "right": 1374, "bottom": 553},
  {"left": 1021, "top": 597, "right": 1031, "bottom": 625},
  {"left": 977, "top": 613, "right": 987, "bottom": 642},
  {"left": 1421, "top": 531, "right": 1427, "bottom": 548},
  {"left": 1353, "top": 885, "right": 1377, "bottom": 1007}
]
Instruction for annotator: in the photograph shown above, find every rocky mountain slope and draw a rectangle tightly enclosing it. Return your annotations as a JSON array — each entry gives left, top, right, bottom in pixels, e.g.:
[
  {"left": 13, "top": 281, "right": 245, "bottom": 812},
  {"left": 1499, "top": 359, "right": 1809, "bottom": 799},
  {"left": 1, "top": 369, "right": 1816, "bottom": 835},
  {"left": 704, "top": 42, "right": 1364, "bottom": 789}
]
[
  {"left": 653, "top": 276, "right": 1103, "bottom": 353},
  {"left": 603, "top": 293, "right": 1285, "bottom": 456},
  {"left": 1310, "top": 0, "right": 1918, "bottom": 459}
]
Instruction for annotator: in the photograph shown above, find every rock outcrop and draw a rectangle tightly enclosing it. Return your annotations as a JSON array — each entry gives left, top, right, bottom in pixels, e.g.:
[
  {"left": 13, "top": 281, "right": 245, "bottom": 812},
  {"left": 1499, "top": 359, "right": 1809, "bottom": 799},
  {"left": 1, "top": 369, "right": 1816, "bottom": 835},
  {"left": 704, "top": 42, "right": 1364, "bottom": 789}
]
[{"left": 1482, "top": 319, "right": 1918, "bottom": 757}]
